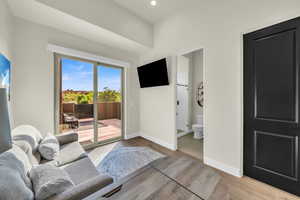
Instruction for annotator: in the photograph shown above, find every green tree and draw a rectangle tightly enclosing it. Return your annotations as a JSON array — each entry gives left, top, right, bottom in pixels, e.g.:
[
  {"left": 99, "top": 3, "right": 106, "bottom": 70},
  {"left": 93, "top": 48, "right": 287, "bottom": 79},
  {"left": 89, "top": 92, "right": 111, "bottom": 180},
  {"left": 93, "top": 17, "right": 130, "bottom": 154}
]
[
  {"left": 98, "top": 87, "right": 121, "bottom": 102},
  {"left": 62, "top": 88, "right": 121, "bottom": 104},
  {"left": 62, "top": 91, "right": 78, "bottom": 103},
  {"left": 77, "top": 94, "right": 91, "bottom": 104}
]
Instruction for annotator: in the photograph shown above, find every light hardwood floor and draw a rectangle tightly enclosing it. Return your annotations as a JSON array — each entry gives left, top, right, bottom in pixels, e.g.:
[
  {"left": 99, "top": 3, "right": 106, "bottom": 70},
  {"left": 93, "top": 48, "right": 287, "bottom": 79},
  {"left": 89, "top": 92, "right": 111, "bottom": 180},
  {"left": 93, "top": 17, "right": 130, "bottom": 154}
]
[{"left": 87, "top": 137, "right": 300, "bottom": 200}]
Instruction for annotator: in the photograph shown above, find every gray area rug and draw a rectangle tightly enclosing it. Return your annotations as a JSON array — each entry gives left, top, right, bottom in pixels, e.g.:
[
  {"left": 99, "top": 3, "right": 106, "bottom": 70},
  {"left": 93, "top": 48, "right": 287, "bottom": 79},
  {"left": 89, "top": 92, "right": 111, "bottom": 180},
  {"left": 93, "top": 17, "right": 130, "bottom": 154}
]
[{"left": 97, "top": 147, "right": 165, "bottom": 181}]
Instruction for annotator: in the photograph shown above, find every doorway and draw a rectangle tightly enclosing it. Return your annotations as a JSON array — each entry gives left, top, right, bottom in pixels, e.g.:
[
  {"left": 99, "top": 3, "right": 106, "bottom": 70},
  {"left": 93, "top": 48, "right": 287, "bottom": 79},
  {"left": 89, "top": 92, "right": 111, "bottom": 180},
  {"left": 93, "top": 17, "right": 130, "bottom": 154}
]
[
  {"left": 176, "top": 49, "right": 204, "bottom": 160},
  {"left": 55, "top": 54, "right": 124, "bottom": 148},
  {"left": 244, "top": 17, "right": 300, "bottom": 196}
]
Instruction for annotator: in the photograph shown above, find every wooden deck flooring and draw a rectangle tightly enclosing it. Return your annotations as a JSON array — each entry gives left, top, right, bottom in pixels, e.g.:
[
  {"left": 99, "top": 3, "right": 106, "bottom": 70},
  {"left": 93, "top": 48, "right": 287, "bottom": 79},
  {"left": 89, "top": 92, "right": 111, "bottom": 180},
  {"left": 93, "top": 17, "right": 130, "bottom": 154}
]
[
  {"left": 61, "top": 119, "right": 121, "bottom": 145},
  {"left": 87, "top": 137, "right": 300, "bottom": 200}
]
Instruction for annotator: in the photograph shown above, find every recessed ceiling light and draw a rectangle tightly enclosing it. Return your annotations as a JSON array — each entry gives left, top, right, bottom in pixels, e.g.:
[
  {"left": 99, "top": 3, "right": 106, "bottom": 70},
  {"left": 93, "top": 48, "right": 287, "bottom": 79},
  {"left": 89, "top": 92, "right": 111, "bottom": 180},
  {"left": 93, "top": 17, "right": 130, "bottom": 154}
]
[{"left": 150, "top": 0, "right": 157, "bottom": 6}]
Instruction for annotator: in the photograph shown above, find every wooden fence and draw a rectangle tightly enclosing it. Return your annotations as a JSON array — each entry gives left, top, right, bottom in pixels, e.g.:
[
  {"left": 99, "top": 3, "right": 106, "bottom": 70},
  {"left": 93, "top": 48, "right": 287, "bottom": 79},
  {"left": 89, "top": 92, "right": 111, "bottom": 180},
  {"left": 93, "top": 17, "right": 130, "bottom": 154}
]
[{"left": 62, "top": 102, "right": 121, "bottom": 120}]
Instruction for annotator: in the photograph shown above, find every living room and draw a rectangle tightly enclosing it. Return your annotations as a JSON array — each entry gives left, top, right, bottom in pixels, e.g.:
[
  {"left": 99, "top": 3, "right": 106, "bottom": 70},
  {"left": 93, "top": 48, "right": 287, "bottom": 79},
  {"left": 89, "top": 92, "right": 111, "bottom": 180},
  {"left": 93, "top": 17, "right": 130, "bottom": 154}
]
[{"left": 1, "top": 0, "right": 300, "bottom": 199}]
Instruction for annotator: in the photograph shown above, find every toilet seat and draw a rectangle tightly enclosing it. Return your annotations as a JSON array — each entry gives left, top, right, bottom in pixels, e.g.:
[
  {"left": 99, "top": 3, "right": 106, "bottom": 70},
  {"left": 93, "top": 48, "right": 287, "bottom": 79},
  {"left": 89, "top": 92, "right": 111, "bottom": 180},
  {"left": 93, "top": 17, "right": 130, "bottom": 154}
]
[{"left": 192, "top": 124, "right": 203, "bottom": 129}]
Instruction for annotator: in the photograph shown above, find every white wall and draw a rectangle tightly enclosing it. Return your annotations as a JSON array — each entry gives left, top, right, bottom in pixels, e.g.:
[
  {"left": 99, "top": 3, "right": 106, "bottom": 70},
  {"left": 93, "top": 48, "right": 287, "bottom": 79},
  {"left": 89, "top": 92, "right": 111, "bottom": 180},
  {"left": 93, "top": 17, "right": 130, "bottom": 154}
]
[
  {"left": 177, "top": 56, "right": 189, "bottom": 85},
  {"left": 140, "top": 0, "right": 300, "bottom": 176},
  {"left": 7, "top": 0, "right": 150, "bottom": 55},
  {"left": 0, "top": 0, "right": 13, "bottom": 60},
  {"left": 11, "top": 18, "right": 140, "bottom": 137},
  {"left": 37, "top": 0, "right": 153, "bottom": 47},
  {"left": 183, "top": 50, "right": 204, "bottom": 126},
  {"left": 191, "top": 50, "right": 203, "bottom": 124},
  {"left": 139, "top": 56, "right": 177, "bottom": 150},
  {"left": 176, "top": 56, "right": 190, "bottom": 132}
]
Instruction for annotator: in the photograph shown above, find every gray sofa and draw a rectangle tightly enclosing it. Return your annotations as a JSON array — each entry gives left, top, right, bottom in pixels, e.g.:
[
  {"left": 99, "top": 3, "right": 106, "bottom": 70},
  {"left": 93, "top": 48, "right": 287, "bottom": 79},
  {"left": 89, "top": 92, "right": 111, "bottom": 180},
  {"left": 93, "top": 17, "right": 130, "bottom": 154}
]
[{"left": 6, "top": 125, "right": 113, "bottom": 200}]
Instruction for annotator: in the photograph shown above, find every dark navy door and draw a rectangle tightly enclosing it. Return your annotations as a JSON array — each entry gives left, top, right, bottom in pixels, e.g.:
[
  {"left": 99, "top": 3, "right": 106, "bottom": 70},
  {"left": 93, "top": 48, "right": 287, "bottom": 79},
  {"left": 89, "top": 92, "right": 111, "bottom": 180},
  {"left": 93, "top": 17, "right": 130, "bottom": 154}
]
[{"left": 244, "top": 17, "right": 300, "bottom": 196}]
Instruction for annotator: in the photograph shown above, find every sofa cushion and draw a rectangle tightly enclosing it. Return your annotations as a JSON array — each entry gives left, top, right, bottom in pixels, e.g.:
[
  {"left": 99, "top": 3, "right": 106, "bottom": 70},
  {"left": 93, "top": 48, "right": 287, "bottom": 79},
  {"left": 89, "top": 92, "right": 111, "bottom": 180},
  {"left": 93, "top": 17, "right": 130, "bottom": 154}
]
[
  {"left": 30, "top": 164, "right": 74, "bottom": 200},
  {"left": 39, "top": 135, "right": 60, "bottom": 160},
  {"left": 32, "top": 151, "right": 42, "bottom": 165},
  {"left": 0, "top": 145, "right": 33, "bottom": 187},
  {"left": 42, "top": 141, "right": 87, "bottom": 167},
  {"left": 47, "top": 174, "right": 113, "bottom": 200},
  {"left": 12, "top": 125, "right": 43, "bottom": 153},
  {"left": 55, "top": 141, "right": 87, "bottom": 167},
  {"left": 0, "top": 145, "right": 34, "bottom": 200},
  {"left": 0, "top": 166, "right": 34, "bottom": 200},
  {"left": 61, "top": 157, "right": 100, "bottom": 185}
]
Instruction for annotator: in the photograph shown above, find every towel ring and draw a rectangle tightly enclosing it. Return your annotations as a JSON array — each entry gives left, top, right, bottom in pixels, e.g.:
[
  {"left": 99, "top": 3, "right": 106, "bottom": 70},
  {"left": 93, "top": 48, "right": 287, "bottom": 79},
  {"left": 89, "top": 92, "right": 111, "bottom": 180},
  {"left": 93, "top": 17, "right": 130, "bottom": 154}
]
[{"left": 197, "top": 82, "right": 204, "bottom": 107}]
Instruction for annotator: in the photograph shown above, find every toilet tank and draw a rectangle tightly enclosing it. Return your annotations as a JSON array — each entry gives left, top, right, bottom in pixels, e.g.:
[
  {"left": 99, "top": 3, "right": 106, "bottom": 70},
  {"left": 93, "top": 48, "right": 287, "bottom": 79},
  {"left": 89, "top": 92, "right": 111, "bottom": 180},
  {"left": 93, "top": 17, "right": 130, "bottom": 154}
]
[{"left": 196, "top": 114, "right": 203, "bottom": 124}]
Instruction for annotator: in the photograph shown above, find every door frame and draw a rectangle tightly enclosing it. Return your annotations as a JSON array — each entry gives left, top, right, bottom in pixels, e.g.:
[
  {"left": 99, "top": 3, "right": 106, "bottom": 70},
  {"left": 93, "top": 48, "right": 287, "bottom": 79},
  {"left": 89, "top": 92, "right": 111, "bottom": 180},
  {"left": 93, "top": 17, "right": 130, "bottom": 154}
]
[
  {"left": 174, "top": 47, "right": 205, "bottom": 151},
  {"left": 54, "top": 53, "right": 125, "bottom": 149}
]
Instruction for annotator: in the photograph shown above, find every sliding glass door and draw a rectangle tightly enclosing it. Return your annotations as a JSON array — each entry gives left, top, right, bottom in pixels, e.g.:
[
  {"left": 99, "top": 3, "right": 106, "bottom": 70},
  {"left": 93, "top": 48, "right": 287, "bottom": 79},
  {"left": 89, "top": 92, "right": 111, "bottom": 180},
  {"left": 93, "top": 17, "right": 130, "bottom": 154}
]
[
  {"left": 96, "top": 65, "right": 122, "bottom": 143},
  {"left": 59, "top": 57, "right": 96, "bottom": 145},
  {"left": 55, "top": 55, "right": 123, "bottom": 147}
]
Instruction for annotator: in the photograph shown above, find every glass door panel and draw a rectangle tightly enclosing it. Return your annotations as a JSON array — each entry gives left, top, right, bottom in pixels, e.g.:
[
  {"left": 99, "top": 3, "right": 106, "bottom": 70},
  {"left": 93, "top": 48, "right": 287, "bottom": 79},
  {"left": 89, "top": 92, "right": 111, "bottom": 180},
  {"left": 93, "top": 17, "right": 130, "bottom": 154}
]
[
  {"left": 96, "top": 65, "right": 122, "bottom": 143},
  {"left": 59, "top": 57, "right": 95, "bottom": 146},
  {"left": 56, "top": 55, "right": 123, "bottom": 147}
]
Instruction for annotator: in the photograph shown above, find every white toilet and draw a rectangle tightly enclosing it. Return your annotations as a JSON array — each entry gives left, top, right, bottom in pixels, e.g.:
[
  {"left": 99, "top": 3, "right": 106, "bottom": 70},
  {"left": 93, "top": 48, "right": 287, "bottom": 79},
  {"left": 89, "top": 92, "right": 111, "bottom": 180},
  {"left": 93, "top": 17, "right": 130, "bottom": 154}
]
[{"left": 192, "top": 114, "right": 203, "bottom": 139}]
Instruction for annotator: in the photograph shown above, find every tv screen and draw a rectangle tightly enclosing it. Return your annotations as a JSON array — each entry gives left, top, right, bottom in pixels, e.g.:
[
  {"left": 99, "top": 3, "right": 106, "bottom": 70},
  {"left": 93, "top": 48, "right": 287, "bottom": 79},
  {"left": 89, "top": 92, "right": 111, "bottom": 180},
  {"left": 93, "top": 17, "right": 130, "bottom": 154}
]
[{"left": 137, "top": 58, "right": 169, "bottom": 88}]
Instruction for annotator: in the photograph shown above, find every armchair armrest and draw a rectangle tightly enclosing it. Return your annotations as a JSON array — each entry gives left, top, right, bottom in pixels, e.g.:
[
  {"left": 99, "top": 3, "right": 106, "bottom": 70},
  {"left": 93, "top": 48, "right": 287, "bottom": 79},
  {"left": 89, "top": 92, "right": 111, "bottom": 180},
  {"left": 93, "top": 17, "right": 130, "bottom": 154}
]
[
  {"left": 56, "top": 132, "right": 78, "bottom": 145},
  {"left": 48, "top": 174, "right": 113, "bottom": 200}
]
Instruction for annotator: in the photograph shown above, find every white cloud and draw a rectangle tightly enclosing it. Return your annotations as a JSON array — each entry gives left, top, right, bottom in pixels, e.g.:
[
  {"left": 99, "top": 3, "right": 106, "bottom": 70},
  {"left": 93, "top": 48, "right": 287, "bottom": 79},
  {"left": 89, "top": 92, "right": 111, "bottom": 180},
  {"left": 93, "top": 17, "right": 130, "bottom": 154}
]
[
  {"left": 80, "top": 71, "right": 93, "bottom": 77},
  {"left": 62, "top": 74, "right": 71, "bottom": 81},
  {"left": 76, "top": 64, "right": 84, "bottom": 70}
]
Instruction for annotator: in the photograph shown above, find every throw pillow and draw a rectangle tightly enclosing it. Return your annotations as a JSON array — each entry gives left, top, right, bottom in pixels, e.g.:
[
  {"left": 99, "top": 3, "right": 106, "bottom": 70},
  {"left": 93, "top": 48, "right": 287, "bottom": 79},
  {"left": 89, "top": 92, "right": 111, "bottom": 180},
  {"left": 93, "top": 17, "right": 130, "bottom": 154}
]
[
  {"left": 38, "top": 135, "right": 60, "bottom": 160},
  {"left": 0, "top": 145, "right": 34, "bottom": 200},
  {"left": 12, "top": 125, "right": 43, "bottom": 153}
]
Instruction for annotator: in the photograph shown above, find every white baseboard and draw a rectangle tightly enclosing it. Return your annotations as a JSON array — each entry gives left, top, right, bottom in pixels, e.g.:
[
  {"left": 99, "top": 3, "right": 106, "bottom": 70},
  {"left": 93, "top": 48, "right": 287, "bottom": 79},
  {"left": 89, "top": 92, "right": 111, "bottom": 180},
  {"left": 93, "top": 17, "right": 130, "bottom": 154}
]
[
  {"left": 140, "top": 133, "right": 177, "bottom": 151},
  {"left": 204, "top": 157, "right": 242, "bottom": 178},
  {"left": 124, "top": 132, "right": 140, "bottom": 140}
]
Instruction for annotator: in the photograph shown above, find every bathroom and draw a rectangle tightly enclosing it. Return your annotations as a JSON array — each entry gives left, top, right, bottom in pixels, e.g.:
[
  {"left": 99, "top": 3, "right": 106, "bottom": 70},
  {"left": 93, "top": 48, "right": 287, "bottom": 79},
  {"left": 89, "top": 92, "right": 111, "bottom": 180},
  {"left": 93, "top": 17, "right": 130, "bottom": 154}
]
[{"left": 176, "top": 49, "right": 204, "bottom": 160}]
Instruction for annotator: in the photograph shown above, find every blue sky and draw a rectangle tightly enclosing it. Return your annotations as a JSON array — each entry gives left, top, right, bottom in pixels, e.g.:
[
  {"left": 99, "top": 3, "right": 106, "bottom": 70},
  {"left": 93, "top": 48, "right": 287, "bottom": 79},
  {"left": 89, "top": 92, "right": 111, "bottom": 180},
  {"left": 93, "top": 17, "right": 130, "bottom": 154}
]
[
  {"left": 62, "top": 58, "right": 121, "bottom": 91},
  {"left": 0, "top": 54, "right": 10, "bottom": 89}
]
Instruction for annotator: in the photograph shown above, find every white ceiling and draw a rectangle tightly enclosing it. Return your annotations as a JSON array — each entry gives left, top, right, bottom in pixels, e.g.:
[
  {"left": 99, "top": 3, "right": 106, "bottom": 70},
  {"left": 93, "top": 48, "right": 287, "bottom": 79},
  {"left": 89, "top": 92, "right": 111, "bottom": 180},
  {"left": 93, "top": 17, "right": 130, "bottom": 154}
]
[{"left": 113, "top": 0, "right": 199, "bottom": 24}]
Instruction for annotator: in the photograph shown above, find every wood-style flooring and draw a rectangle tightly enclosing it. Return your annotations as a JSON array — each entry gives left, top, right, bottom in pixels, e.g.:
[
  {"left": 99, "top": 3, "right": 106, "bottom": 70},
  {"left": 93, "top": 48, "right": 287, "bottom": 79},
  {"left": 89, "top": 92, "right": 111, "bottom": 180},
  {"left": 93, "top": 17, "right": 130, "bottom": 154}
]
[
  {"left": 178, "top": 133, "right": 203, "bottom": 160},
  {"left": 87, "top": 137, "right": 300, "bottom": 200},
  {"left": 62, "top": 119, "right": 121, "bottom": 145}
]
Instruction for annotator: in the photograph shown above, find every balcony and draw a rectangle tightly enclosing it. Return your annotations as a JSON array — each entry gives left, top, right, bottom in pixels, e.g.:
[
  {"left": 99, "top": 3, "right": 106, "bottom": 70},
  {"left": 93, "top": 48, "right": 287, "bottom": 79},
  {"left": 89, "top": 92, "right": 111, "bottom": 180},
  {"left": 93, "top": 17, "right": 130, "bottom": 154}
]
[{"left": 59, "top": 102, "right": 122, "bottom": 145}]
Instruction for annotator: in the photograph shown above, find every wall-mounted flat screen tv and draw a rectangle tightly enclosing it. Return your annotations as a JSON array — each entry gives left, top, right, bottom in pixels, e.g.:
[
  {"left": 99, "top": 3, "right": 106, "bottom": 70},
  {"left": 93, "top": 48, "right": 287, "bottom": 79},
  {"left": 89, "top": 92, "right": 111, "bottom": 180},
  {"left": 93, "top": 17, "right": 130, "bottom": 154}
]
[{"left": 137, "top": 58, "right": 169, "bottom": 88}]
